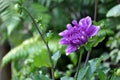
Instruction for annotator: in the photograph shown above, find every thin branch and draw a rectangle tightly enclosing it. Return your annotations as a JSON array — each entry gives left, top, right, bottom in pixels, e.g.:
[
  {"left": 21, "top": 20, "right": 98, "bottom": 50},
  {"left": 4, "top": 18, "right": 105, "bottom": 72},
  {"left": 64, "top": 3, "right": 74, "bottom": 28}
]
[
  {"left": 84, "top": 51, "right": 91, "bottom": 67},
  {"left": 94, "top": 0, "right": 99, "bottom": 21},
  {"left": 75, "top": 51, "right": 83, "bottom": 80},
  {"left": 22, "top": 7, "right": 55, "bottom": 80},
  {"left": 83, "top": 0, "right": 99, "bottom": 67}
]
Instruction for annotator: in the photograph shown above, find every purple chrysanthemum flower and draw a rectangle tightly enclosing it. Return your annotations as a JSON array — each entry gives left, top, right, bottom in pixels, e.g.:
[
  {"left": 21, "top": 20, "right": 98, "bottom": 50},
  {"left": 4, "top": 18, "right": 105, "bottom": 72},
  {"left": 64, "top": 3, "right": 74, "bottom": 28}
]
[{"left": 59, "top": 16, "right": 100, "bottom": 55}]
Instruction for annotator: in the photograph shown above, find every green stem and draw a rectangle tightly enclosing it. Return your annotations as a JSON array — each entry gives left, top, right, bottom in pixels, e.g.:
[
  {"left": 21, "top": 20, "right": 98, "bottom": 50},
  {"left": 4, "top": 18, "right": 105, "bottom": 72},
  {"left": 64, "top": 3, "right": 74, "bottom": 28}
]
[
  {"left": 94, "top": 0, "right": 99, "bottom": 21},
  {"left": 75, "top": 51, "right": 83, "bottom": 80},
  {"left": 22, "top": 7, "right": 55, "bottom": 80},
  {"left": 84, "top": 51, "right": 91, "bottom": 67}
]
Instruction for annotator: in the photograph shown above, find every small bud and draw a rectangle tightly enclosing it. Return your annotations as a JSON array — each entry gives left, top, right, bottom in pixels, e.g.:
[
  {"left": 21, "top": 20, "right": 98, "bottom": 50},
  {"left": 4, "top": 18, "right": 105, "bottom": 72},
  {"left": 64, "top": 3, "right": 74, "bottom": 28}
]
[
  {"left": 45, "top": 30, "right": 53, "bottom": 42},
  {"left": 67, "top": 64, "right": 73, "bottom": 69},
  {"left": 14, "top": 4, "right": 21, "bottom": 13},
  {"left": 54, "top": 70, "right": 61, "bottom": 78},
  {"left": 66, "top": 70, "right": 72, "bottom": 76},
  {"left": 116, "top": 69, "right": 120, "bottom": 76}
]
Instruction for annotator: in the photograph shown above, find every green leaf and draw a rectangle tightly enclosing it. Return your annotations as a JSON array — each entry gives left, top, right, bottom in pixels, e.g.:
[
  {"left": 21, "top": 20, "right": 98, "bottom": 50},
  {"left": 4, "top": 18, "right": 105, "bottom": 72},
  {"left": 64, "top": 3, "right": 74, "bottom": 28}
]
[
  {"left": 100, "top": 53, "right": 110, "bottom": 61},
  {"left": 90, "top": 36, "right": 105, "bottom": 47},
  {"left": 52, "top": 51, "right": 61, "bottom": 67},
  {"left": 0, "top": 0, "right": 21, "bottom": 36},
  {"left": 32, "top": 49, "right": 51, "bottom": 67},
  {"left": 84, "top": 58, "right": 102, "bottom": 79},
  {"left": 7, "top": 16, "right": 21, "bottom": 35},
  {"left": 110, "top": 49, "right": 120, "bottom": 64},
  {"left": 98, "top": 29, "right": 114, "bottom": 36},
  {"left": 85, "top": 42, "right": 92, "bottom": 52},
  {"left": 69, "top": 53, "right": 78, "bottom": 65},
  {"left": 77, "top": 66, "right": 89, "bottom": 80},
  {"left": 39, "top": 74, "right": 51, "bottom": 80},
  {"left": 30, "top": 3, "right": 51, "bottom": 25},
  {"left": 110, "top": 75, "right": 120, "bottom": 80},
  {"left": 106, "top": 4, "right": 120, "bottom": 17},
  {"left": 31, "top": 73, "right": 51, "bottom": 80},
  {"left": 1, "top": 36, "right": 60, "bottom": 68},
  {"left": 61, "top": 76, "right": 74, "bottom": 80},
  {"left": 98, "top": 71, "right": 107, "bottom": 80},
  {"left": 88, "top": 58, "right": 102, "bottom": 74}
]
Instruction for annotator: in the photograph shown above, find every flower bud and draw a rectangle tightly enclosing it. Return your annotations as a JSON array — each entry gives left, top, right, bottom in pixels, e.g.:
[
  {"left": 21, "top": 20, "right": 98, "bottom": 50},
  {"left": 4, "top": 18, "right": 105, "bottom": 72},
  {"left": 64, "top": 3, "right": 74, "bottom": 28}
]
[
  {"left": 14, "top": 4, "right": 21, "bottom": 13},
  {"left": 116, "top": 69, "right": 120, "bottom": 76}
]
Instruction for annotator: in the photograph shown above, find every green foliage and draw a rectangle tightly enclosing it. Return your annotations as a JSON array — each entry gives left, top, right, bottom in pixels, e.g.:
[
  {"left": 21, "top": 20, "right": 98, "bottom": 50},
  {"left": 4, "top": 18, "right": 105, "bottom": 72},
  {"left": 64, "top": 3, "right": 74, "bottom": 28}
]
[
  {"left": 1, "top": 0, "right": 120, "bottom": 80},
  {"left": 77, "top": 66, "right": 89, "bottom": 80},
  {"left": 0, "top": 0, "right": 22, "bottom": 45},
  {"left": 31, "top": 74, "right": 51, "bottom": 80},
  {"left": 31, "top": 49, "right": 51, "bottom": 68},
  {"left": 77, "top": 58, "right": 110, "bottom": 80},
  {"left": 106, "top": 4, "right": 120, "bottom": 17},
  {"left": 29, "top": 2, "right": 51, "bottom": 26},
  {"left": 1, "top": 36, "right": 60, "bottom": 68},
  {"left": 52, "top": 51, "right": 61, "bottom": 68},
  {"left": 0, "top": 0, "right": 21, "bottom": 36},
  {"left": 69, "top": 53, "right": 78, "bottom": 65},
  {"left": 98, "top": 71, "right": 107, "bottom": 80},
  {"left": 61, "top": 76, "right": 74, "bottom": 80},
  {"left": 110, "top": 49, "right": 120, "bottom": 64},
  {"left": 110, "top": 74, "right": 120, "bottom": 80}
]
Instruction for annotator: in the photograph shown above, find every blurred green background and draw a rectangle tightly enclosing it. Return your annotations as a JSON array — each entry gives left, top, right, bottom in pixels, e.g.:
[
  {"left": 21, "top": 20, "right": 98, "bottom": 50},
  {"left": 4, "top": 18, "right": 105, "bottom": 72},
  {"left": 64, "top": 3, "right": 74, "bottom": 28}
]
[{"left": 0, "top": 0, "right": 120, "bottom": 80}]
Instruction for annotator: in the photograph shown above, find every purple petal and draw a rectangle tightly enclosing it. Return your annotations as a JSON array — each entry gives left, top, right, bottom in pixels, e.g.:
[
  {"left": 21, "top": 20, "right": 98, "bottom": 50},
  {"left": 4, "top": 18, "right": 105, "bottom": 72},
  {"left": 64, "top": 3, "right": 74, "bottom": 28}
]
[
  {"left": 79, "top": 35, "right": 88, "bottom": 43},
  {"left": 72, "top": 20, "right": 78, "bottom": 26},
  {"left": 86, "top": 25, "right": 100, "bottom": 37},
  {"left": 66, "top": 45, "right": 77, "bottom": 55},
  {"left": 67, "top": 24, "right": 73, "bottom": 30},
  {"left": 59, "top": 38, "right": 70, "bottom": 45},
  {"left": 79, "top": 16, "right": 92, "bottom": 29},
  {"left": 59, "top": 30, "right": 68, "bottom": 36},
  {"left": 72, "top": 39, "right": 81, "bottom": 44}
]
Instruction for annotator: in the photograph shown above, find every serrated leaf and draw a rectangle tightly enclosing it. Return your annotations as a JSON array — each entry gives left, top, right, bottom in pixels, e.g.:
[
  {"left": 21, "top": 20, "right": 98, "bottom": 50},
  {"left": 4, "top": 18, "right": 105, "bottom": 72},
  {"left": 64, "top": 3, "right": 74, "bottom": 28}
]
[{"left": 106, "top": 4, "right": 120, "bottom": 17}]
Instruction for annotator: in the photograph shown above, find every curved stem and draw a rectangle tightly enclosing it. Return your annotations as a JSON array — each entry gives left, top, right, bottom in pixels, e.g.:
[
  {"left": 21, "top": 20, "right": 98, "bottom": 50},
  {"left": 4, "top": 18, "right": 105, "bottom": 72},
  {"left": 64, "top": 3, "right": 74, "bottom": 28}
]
[
  {"left": 94, "top": 0, "right": 99, "bottom": 21},
  {"left": 84, "top": 51, "right": 91, "bottom": 67},
  {"left": 22, "top": 7, "right": 55, "bottom": 80},
  {"left": 75, "top": 51, "right": 83, "bottom": 80}
]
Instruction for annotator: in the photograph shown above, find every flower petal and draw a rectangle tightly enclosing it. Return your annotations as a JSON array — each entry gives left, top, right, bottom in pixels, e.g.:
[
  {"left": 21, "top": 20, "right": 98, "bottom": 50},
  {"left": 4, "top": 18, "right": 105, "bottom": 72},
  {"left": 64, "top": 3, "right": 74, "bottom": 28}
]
[
  {"left": 72, "top": 20, "right": 79, "bottom": 27},
  {"left": 67, "top": 24, "right": 73, "bottom": 30},
  {"left": 59, "top": 38, "right": 70, "bottom": 45},
  {"left": 79, "top": 16, "right": 92, "bottom": 30},
  {"left": 59, "top": 30, "right": 68, "bottom": 36},
  {"left": 66, "top": 45, "right": 77, "bottom": 55},
  {"left": 86, "top": 25, "right": 100, "bottom": 37},
  {"left": 79, "top": 35, "right": 88, "bottom": 43}
]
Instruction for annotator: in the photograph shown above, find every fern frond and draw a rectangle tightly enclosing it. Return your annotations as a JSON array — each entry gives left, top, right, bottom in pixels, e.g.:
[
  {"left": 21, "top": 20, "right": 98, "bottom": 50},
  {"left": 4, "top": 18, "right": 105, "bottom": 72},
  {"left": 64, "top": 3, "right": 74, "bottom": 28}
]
[
  {"left": 0, "top": 0, "right": 21, "bottom": 36},
  {"left": 1, "top": 36, "right": 60, "bottom": 67}
]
